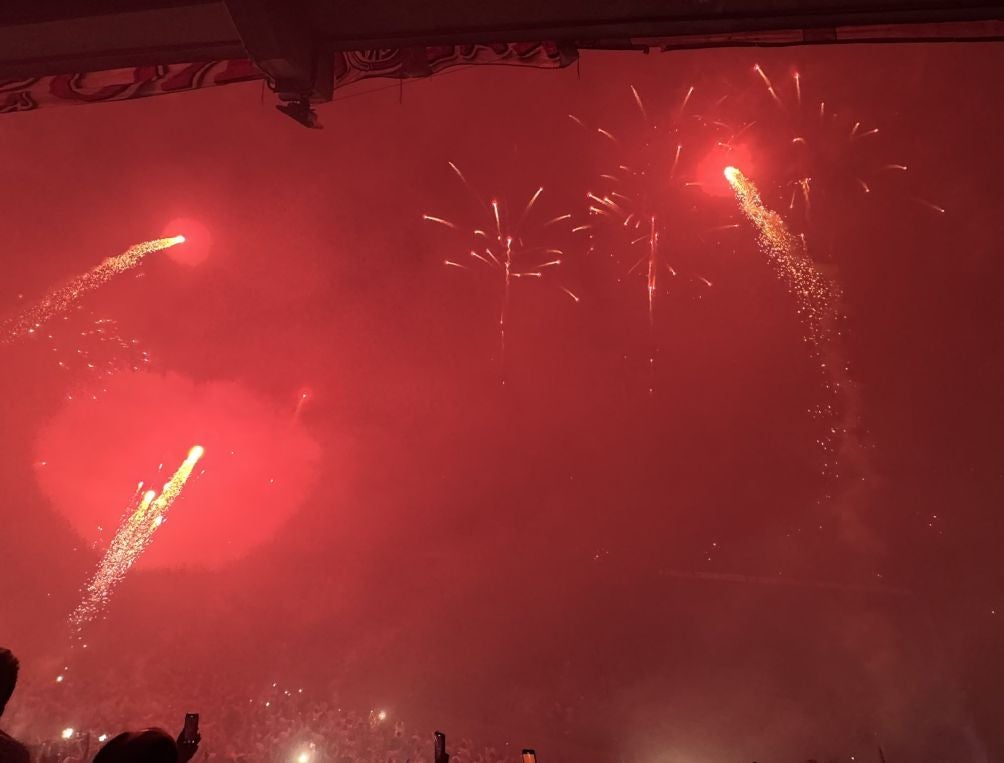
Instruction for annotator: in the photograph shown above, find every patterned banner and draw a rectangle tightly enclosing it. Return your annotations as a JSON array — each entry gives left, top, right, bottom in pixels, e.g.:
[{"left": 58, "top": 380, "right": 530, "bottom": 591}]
[
  {"left": 0, "top": 42, "right": 576, "bottom": 114},
  {"left": 0, "top": 59, "right": 262, "bottom": 114},
  {"left": 333, "top": 42, "right": 577, "bottom": 87}
]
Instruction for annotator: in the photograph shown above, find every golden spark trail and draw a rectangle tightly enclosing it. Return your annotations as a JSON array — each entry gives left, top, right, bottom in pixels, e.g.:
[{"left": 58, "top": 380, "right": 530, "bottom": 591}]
[
  {"left": 726, "top": 166, "right": 875, "bottom": 542},
  {"left": 3, "top": 236, "right": 185, "bottom": 343},
  {"left": 69, "top": 444, "right": 204, "bottom": 632},
  {"left": 724, "top": 166, "right": 833, "bottom": 344}
]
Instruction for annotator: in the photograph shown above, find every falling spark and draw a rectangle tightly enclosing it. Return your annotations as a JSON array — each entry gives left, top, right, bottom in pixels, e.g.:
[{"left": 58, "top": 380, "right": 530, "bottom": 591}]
[
  {"left": 422, "top": 215, "right": 458, "bottom": 230},
  {"left": 753, "top": 63, "right": 783, "bottom": 108},
  {"left": 646, "top": 216, "right": 658, "bottom": 326},
  {"left": 516, "top": 187, "right": 544, "bottom": 232},
  {"left": 916, "top": 198, "right": 946, "bottom": 214},
  {"left": 2, "top": 237, "right": 185, "bottom": 343},
  {"left": 679, "top": 85, "right": 695, "bottom": 114},
  {"left": 630, "top": 85, "right": 648, "bottom": 120},
  {"left": 560, "top": 287, "right": 580, "bottom": 303},
  {"left": 670, "top": 144, "right": 683, "bottom": 179},
  {"left": 26, "top": 312, "right": 151, "bottom": 390},
  {"left": 69, "top": 445, "right": 205, "bottom": 632}
]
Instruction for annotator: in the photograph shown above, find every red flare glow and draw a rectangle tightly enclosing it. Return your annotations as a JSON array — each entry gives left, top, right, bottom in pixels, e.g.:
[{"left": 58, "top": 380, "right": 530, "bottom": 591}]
[
  {"left": 162, "top": 218, "right": 212, "bottom": 266},
  {"left": 695, "top": 143, "right": 755, "bottom": 198}
]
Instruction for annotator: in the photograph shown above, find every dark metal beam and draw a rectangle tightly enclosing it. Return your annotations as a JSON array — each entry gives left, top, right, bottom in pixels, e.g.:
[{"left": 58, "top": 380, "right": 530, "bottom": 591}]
[
  {"left": 0, "top": 1, "right": 1000, "bottom": 81},
  {"left": 0, "top": 3, "right": 242, "bottom": 79},
  {"left": 303, "top": 1, "right": 1004, "bottom": 49}
]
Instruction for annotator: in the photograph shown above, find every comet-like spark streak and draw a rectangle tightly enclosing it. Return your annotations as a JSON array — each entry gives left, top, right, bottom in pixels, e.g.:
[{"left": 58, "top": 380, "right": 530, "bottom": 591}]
[
  {"left": 69, "top": 445, "right": 204, "bottom": 632},
  {"left": 726, "top": 166, "right": 873, "bottom": 537},
  {"left": 2, "top": 236, "right": 185, "bottom": 343},
  {"left": 724, "top": 166, "right": 833, "bottom": 343}
]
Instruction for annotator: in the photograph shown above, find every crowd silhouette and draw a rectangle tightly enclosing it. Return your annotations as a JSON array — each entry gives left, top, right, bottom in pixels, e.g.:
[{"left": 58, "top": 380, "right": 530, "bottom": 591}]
[{"left": 0, "top": 647, "right": 515, "bottom": 763}]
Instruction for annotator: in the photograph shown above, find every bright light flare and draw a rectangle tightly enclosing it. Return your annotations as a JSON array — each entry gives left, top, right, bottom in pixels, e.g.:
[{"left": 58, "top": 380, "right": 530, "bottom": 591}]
[
  {"left": 62, "top": 728, "right": 75, "bottom": 740},
  {"left": 161, "top": 218, "right": 211, "bottom": 266},
  {"left": 696, "top": 139, "right": 754, "bottom": 197}
]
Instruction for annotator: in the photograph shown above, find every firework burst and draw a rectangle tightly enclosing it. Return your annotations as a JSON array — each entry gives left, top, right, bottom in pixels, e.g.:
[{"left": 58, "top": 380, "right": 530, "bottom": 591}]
[
  {"left": 747, "top": 63, "right": 937, "bottom": 231},
  {"left": 2, "top": 236, "right": 185, "bottom": 343},
  {"left": 571, "top": 85, "right": 742, "bottom": 392},
  {"left": 69, "top": 444, "right": 204, "bottom": 634},
  {"left": 423, "top": 162, "right": 578, "bottom": 367}
]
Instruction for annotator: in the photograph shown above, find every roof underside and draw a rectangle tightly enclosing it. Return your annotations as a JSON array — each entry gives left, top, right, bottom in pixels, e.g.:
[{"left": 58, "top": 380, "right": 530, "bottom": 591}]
[{"left": 0, "top": 1, "right": 1001, "bottom": 80}]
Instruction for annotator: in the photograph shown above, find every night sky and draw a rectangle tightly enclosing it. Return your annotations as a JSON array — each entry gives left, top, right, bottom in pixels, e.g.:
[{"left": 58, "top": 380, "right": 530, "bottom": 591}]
[{"left": 1, "top": 42, "right": 1002, "bottom": 762}]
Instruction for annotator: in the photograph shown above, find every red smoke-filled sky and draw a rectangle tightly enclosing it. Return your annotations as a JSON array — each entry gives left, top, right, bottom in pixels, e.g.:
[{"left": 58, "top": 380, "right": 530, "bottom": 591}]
[
  {"left": 1, "top": 42, "right": 1003, "bottom": 762},
  {"left": 34, "top": 372, "right": 321, "bottom": 568}
]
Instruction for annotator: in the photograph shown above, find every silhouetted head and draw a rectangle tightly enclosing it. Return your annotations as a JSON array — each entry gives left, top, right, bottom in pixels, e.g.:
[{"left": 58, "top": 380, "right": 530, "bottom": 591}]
[
  {"left": 0, "top": 648, "right": 18, "bottom": 717},
  {"left": 94, "top": 728, "right": 178, "bottom": 763}
]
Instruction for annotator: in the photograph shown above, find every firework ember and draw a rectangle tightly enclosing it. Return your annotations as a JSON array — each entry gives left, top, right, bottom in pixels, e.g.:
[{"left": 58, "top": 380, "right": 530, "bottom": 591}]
[
  {"left": 69, "top": 444, "right": 204, "bottom": 632},
  {"left": 2, "top": 236, "right": 185, "bottom": 343}
]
